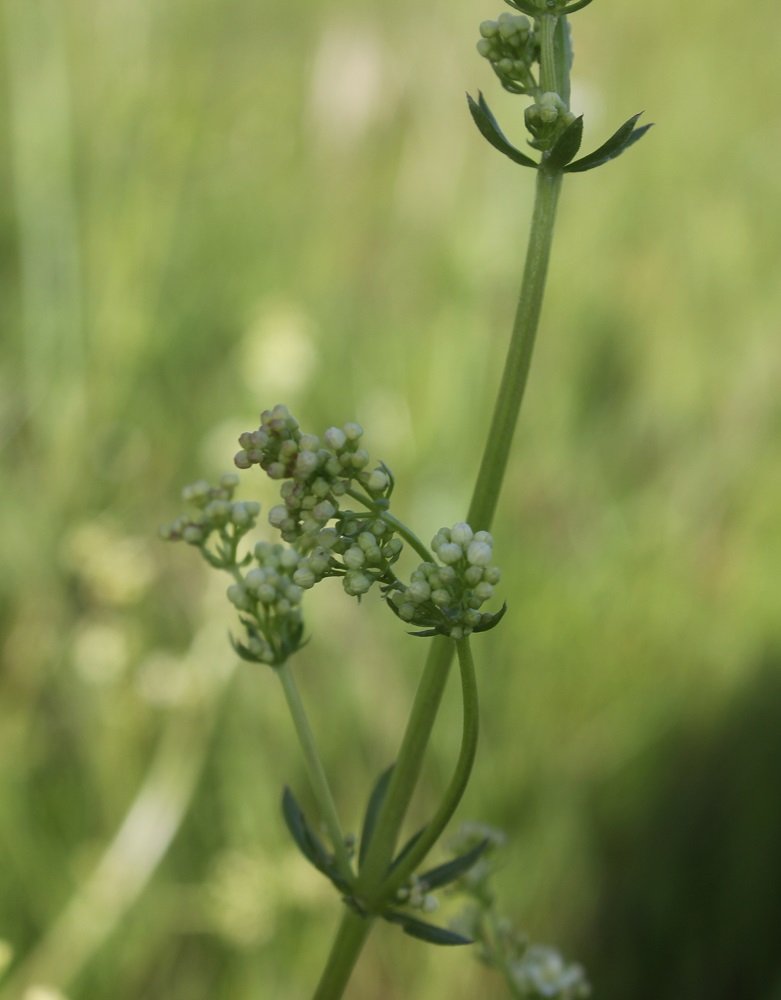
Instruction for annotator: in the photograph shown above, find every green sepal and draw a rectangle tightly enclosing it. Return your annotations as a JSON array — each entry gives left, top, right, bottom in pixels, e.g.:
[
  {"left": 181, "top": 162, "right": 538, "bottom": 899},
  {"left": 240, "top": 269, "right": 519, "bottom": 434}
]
[
  {"left": 564, "top": 113, "right": 653, "bottom": 173},
  {"left": 281, "top": 786, "right": 350, "bottom": 891},
  {"left": 382, "top": 909, "right": 474, "bottom": 946},
  {"left": 472, "top": 601, "right": 508, "bottom": 634},
  {"left": 359, "top": 765, "right": 395, "bottom": 868},
  {"left": 229, "top": 632, "right": 264, "bottom": 664},
  {"left": 389, "top": 826, "right": 427, "bottom": 873},
  {"left": 467, "top": 92, "right": 538, "bottom": 170},
  {"left": 562, "top": 0, "right": 595, "bottom": 12},
  {"left": 503, "top": 0, "right": 541, "bottom": 15},
  {"left": 545, "top": 116, "right": 583, "bottom": 171},
  {"left": 417, "top": 838, "right": 489, "bottom": 891}
]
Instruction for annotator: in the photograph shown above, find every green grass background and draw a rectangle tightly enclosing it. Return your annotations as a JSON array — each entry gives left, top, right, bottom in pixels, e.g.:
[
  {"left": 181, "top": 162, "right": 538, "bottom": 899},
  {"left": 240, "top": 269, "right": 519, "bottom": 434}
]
[{"left": 2, "top": 0, "right": 780, "bottom": 997}]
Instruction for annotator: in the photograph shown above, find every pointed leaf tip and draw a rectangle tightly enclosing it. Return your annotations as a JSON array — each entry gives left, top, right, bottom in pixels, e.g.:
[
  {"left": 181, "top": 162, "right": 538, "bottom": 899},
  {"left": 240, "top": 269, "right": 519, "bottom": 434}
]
[
  {"left": 467, "top": 91, "right": 538, "bottom": 170},
  {"left": 565, "top": 112, "right": 653, "bottom": 173}
]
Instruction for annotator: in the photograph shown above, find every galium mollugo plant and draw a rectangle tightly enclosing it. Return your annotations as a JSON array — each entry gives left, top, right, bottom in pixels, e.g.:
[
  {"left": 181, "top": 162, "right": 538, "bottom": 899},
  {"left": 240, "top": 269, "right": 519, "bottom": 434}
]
[{"left": 163, "top": 1, "right": 650, "bottom": 995}]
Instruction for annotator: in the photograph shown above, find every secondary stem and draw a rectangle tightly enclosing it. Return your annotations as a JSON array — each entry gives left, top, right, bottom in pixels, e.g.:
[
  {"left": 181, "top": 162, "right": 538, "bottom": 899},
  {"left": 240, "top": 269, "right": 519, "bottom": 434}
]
[
  {"left": 277, "top": 662, "right": 354, "bottom": 882},
  {"left": 370, "top": 637, "right": 479, "bottom": 905}
]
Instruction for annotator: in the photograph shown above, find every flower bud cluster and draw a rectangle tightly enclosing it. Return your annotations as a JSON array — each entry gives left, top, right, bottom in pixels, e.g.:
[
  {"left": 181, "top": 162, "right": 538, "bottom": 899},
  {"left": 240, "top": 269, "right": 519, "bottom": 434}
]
[
  {"left": 226, "top": 541, "right": 305, "bottom": 666},
  {"left": 509, "top": 946, "right": 591, "bottom": 1000},
  {"left": 448, "top": 823, "right": 591, "bottom": 999},
  {"left": 524, "top": 91, "right": 576, "bottom": 151},
  {"left": 235, "top": 405, "right": 405, "bottom": 601},
  {"left": 160, "top": 474, "right": 261, "bottom": 567},
  {"left": 389, "top": 523, "right": 502, "bottom": 639},
  {"left": 476, "top": 13, "right": 539, "bottom": 95},
  {"left": 395, "top": 875, "right": 439, "bottom": 915},
  {"left": 235, "top": 405, "right": 392, "bottom": 548}
]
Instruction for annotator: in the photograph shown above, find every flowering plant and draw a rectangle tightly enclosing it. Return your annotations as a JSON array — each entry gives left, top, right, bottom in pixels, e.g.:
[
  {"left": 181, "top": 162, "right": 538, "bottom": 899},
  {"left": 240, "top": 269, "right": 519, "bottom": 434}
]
[{"left": 164, "top": 1, "right": 649, "bottom": 995}]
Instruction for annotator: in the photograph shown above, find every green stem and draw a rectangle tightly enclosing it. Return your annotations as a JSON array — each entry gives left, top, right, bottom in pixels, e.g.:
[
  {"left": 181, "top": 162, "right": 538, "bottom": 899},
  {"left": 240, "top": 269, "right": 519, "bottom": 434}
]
[
  {"left": 345, "top": 486, "right": 433, "bottom": 563},
  {"left": 277, "top": 661, "right": 354, "bottom": 883},
  {"left": 312, "top": 28, "right": 567, "bottom": 995},
  {"left": 312, "top": 908, "right": 374, "bottom": 1000},
  {"left": 538, "top": 13, "right": 560, "bottom": 94},
  {"left": 468, "top": 167, "right": 562, "bottom": 532},
  {"left": 369, "top": 637, "right": 479, "bottom": 906}
]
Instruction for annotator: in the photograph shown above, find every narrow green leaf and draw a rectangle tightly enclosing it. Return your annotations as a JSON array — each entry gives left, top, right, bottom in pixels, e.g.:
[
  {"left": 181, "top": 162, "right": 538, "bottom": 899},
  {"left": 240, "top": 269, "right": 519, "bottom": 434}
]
[
  {"left": 473, "top": 601, "right": 508, "bottom": 634},
  {"left": 467, "top": 92, "right": 538, "bottom": 170},
  {"left": 359, "top": 765, "right": 395, "bottom": 868},
  {"left": 562, "top": 0, "right": 595, "bottom": 13},
  {"left": 417, "top": 838, "right": 490, "bottom": 891},
  {"left": 383, "top": 910, "right": 473, "bottom": 946},
  {"left": 546, "top": 116, "right": 584, "bottom": 171},
  {"left": 281, "top": 786, "right": 332, "bottom": 875},
  {"left": 565, "top": 114, "right": 653, "bottom": 173}
]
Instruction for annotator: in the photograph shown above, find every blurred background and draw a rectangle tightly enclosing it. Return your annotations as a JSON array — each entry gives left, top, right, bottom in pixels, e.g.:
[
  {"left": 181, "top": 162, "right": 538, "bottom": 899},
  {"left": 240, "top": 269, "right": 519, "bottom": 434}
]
[{"left": 1, "top": 0, "right": 780, "bottom": 997}]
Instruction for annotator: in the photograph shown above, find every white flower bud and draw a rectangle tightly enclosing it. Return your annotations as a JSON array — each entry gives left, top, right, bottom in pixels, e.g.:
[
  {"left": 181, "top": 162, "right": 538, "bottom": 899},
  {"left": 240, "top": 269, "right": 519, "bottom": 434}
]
[
  {"left": 450, "top": 522, "right": 474, "bottom": 546},
  {"left": 344, "top": 546, "right": 365, "bottom": 569},
  {"left": 479, "top": 19, "right": 498, "bottom": 38},
  {"left": 299, "top": 433, "right": 319, "bottom": 451},
  {"left": 267, "top": 461, "right": 286, "bottom": 479},
  {"left": 295, "top": 450, "right": 319, "bottom": 478},
  {"left": 227, "top": 584, "right": 251, "bottom": 610},
  {"left": 343, "top": 421, "right": 363, "bottom": 441},
  {"left": 324, "top": 426, "right": 346, "bottom": 450},
  {"left": 245, "top": 568, "right": 267, "bottom": 593},
  {"left": 408, "top": 580, "right": 431, "bottom": 603},
  {"left": 234, "top": 450, "right": 252, "bottom": 469},
  {"left": 432, "top": 588, "right": 450, "bottom": 607},
  {"left": 350, "top": 448, "right": 370, "bottom": 470},
  {"left": 484, "top": 566, "right": 501, "bottom": 585},
  {"left": 343, "top": 570, "right": 372, "bottom": 596},
  {"left": 467, "top": 540, "right": 493, "bottom": 566},
  {"left": 438, "top": 543, "right": 463, "bottom": 565},
  {"left": 182, "top": 525, "right": 204, "bottom": 544},
  {"left": 268, "top": 505, "right": 288, "bottom": 527},
  {"left": 474, "top": 581, "right": 494, "bottom": 602},
  {"left": 366, "top": 469, "right": 388, "bottom": 493},
  {"left": 293, "top": 565, "right": 316, "bottom": 589},
  {"left": 312, "top": 500, "right": 336, "bottom": 523},
  {"left": 279, "top": 547, "right": 299, "bottom": 569},
  {"left": 257, "top": 583, "right": 277, "bottom": 605},
  {"left": 464, "top": 565, "right": 483, "bottom": 586},
  {"left": 220, "top": 472, "right": 240, "bottom": 490}
]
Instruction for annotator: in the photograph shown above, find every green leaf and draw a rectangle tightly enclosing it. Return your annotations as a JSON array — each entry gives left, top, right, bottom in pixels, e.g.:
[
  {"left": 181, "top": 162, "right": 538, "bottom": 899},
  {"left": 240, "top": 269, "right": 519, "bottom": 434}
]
[
  {"left": 417, "top": 838, "right": 490, "bottom": 891},
  {"left": 473, "top": 602, "right": 508, "bottom": 634},
  {"left": 383, "top": 910, "right": 473, "bottom": 946},
  {"left": 564, "top": 113, "right": 653, "bottom": 173},
  {"left": 281, "top": 786, "right": 333, "bottom": 877},
  {"left": 467, "top": 92, "right": 538, "bottom": 170},
  {"left": 562, "top": 0, "right": 595, "bottom": 12},
  {"left": 229, "top": 632, "right": 263, "bottom": 664},
  {"left": 359, "top": 765, "right": 395, "bottom": 868},
  {"left": 546, "top": 116, "right": 584, "bottom": 171}
]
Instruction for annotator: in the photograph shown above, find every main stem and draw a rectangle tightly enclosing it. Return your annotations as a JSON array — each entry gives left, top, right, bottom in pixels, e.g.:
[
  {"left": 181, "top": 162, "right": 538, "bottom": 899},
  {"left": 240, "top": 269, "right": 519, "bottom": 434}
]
[{"left": 311, "top": 166, "right": 563, "bottom": 997}]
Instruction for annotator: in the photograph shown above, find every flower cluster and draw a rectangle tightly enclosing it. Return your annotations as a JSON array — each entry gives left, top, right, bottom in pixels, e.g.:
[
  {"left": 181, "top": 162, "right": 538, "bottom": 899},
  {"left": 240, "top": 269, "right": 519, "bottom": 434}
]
[
  {"left": 389, "top": 523, "right": 503, "bottom": 639},
  {"left": 448, "top": 823, "right": 591, "bottom": 1000},
  {"left": 508, "top": 945, "right": 590, "bottom": 1000},
  {"left": 226, "top": 541, "right": 305, "bottom": 666},
  {"left": 235, "top": 405, "right": 392, "bottom": 547},
  {"left": 476, "top": 13, "right": 539, "bottom": 95},
  {"left": 235, "top": 405, "right": 404, "bottom": 601},
  {"left": 160, "top": 474, "right": 260, "bottom": 568}
]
